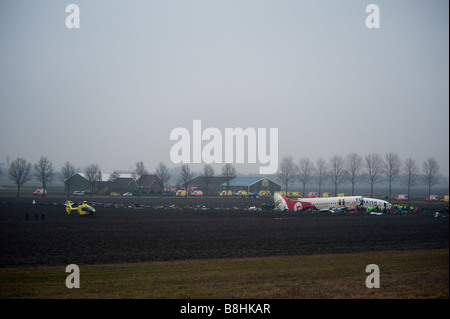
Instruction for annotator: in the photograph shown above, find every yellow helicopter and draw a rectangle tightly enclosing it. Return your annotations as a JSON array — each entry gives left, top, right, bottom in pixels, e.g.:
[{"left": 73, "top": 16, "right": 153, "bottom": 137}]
[{"left": 65, "top": 200, "right": 95, "bottom": 216}]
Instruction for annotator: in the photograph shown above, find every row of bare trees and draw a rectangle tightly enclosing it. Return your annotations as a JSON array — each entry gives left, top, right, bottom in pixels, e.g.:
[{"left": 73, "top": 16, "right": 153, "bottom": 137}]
[
  {"left": 2, "top": 154, "right": 442, "bottom": 200},
  {"left": 2, "top": 155, "right": 238, "bottom": 198},
  {"left": 3, "top": 157, "right": 171, "bottom": 198},
  {"left": 4, "top": 157, "right": 55, "bottom": 198},
  {"left": 3, "top": 157, "right": 99, "bottom": 198},
  {"left": 276, "top": 153, "right": 442, "bottom": 201}
]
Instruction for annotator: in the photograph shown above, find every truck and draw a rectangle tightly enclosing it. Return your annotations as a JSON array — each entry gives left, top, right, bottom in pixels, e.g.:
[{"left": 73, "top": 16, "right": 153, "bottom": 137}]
[
  {"left": 176, "top": 190, "right": 188, "bottom": 197},
  {"left": 395, "top": 194, "right": 408, "bottom": 201},
  {"left": 219, "top": 190, "right": 233, "bottom": 196},
  {"left": 234, "top": 190, "right": 248, "bottom": 197},
  {"left": 279, "top": 191, "right": 301, "bottom": 198},
  {"left": 176, "top": 187, "right": 197, "bottom": 197}
]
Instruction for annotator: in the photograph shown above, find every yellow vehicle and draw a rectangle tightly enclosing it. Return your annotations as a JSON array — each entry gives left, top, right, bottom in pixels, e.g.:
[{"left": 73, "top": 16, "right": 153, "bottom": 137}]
[
  {"left": 337, "top": 193, "right": 345, "bottom": 197},
  {"left": 322, "top": 192, "right": 330, "bottom": 198},
  {"left": 110, "top": 192, "right": 121, "bottom": 197},
  {"left": 441, "top": 195, "right": 449, "bottom": 203},
  {"left": 235, "top": 190, "right": 248, "bottom": 197},
  {"left": 65, "top": 201, "right": 95, "bottom": 216},
  {"left": 278, "top": 191, "right": 301, "bottom": 198},
  {"left": 220, "top": 190, "right": 233, "bottom": 196},
  {"left": 176, "top": 190, "right": 188, "bottom": 197},
  {"left": 259, "top": 190, "right": 271, "bottom": 197}
]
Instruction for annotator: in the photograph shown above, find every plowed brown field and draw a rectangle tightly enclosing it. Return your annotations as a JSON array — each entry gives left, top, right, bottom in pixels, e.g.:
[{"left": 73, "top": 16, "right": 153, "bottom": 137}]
[{"left": 0, "top": 197, "right": 448, "bottom": 267}]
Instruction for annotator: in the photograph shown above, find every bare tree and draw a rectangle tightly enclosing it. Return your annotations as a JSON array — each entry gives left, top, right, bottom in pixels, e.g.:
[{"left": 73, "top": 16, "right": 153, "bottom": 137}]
[
  {"left": 108, "top": 170, "right": 121, "bottom": 183},
  {"left": 329, "top": 155, "right": 345, "bottom": 196},
  {"left": 179, "top": 164, "right": 194, "bottom": 197},
  {"left": 423, "top": 157, "right": 440, "bottom": 201},
  {"left": 403, "top": 158, "right": 419, "bottom": 205},
  {"left": 132, "top": 161, "right": 148, "bottom": 197},
  {"left": 34, "top": 156, "right": 54, "bottom": 198},
  {"left": 315, "top": 158, "right": 328, "bottom": 197},
  {"left": 156, "top": 162, "right": 170, "bottom": 197},
  {"left": 276, "top": 156, "right": 298, "bottom": 196},
  {"left": 385, "top": 152, "right": 402, "bottom": 201},
  {"left": 345, "top": 153, "right": 363, "bottom": 195},
  {"left": 364, "top": 153, "right": 386, "bottom": 197},
  {"left": 61, "top": 161, "right": 76, "bottom": 198},
  {"left": 107, "top": 170, "right": 121, "bottom": 193},
  {"left": 221, "top": 163, "right": 237, "bottom": 197},
  {"left": 201, "top": 164, "right": 215, "bottom": 197},
  {"left": 84, "top": 164, "right": 102, "bottom": 197},
  {"left": 298, "top": 158, "right": 315, "bottom": 197},
  {"left": 8, "top": 157, "right": 32, "bottom": 198}
]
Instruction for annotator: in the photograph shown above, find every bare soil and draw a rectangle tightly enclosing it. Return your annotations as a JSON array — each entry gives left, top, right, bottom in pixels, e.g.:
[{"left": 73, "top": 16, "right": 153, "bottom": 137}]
[{"left": 0, "top": 197, "right": 448, "bottom": 267}]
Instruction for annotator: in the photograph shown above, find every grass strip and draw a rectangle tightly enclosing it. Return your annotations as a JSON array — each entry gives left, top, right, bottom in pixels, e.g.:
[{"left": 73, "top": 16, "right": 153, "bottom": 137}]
[{"left": 0, "top": 249, "right": 447, "bottom": 299}]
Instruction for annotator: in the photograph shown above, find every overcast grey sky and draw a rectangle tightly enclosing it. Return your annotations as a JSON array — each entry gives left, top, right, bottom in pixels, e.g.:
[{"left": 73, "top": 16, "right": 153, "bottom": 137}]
[{"left": 0, "top": 0, "right": 448, "bottom": 176}]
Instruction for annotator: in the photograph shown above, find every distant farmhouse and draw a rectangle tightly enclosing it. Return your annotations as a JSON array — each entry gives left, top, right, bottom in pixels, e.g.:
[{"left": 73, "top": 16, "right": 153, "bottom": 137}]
[
  {"left": 220, "top": 176, "right": 281, "bottom": 194},
  {"left": 187, "top": 176, "right": 281, "bottom": 196},
  {"left": 65, "top": 173, "right": 161, "bottom": 195}
]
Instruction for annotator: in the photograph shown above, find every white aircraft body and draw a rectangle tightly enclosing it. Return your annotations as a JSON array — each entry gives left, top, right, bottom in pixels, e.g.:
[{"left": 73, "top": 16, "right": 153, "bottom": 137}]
[
  {"left": 296, "top": 195, "right": 363, "bottom": 211},
  {"left": 273, "top": 192, "right": 392, "bottom": 212}
]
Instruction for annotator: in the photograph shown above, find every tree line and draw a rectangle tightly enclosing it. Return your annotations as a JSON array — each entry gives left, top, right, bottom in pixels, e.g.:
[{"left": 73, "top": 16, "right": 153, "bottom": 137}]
[
  {"left": 276, "top": 153, "right": 442, "bottom": 202},
  {"left": 0, "top": 153, "right": 443, "bottom": 200},
  {"left": 1, "top": 156, "right": 238, "bottom": 198}
]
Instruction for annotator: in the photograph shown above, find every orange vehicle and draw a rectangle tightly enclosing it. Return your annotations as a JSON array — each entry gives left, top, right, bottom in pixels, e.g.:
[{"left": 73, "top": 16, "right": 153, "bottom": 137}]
[
  {"left": 425, "top": 195, "right": 439, "bottom": 202},
  {"left": 305, "top": 192, "right": 318, "bottom": 198},
  {"left": 33, "top": 189, "right": 47, "bottom": 196}
]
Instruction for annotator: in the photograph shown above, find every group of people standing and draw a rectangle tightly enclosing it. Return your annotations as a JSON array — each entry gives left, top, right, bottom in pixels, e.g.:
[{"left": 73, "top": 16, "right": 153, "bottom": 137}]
[{"left": 351, "top": 204, "right": 422, "bottom": 214}]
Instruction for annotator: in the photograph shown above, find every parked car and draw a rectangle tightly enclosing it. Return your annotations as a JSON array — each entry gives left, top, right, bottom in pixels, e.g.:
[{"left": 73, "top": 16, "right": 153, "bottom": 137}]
[
  {"left": 425, "top": 195, "right": 439, "bottom": 202},
  {"left": 395, "top": 194, "right": 408, "bottom": 201},
  {"left": 110, "top": 192, "right": 121, "bottom": 197},
  {"left": 305, "top": 192, "right": 318, "bottom": 198},
  {"left": 73, "top": 191, "right": 86, "bottom": 196},
  {"left": 122, "top": 192, "right": 133, "bottom": 196},
  {"left": 33, "top": 189, "right": 47, "bottom": 196},
  {"left": 190, "top": 190, "right": 203, "bottom": 196}
]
